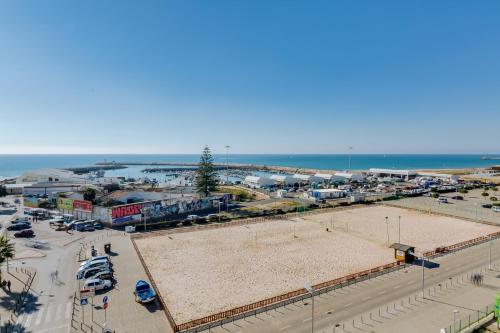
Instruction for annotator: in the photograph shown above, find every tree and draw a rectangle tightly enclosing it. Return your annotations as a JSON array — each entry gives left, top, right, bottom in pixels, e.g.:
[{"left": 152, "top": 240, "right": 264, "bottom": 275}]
[
  {"left": 491, "top": 196, "right": 498, "bottom": 202},
  {"left": 458, "top": 188, "right": 468, "bottom": 194},
  {"left": 195, "top": 146, "right": 218, "bottom": 196},
  {"left": 0, "top": 185, "right": 7, "bottom": 197},
  {"left": 482, "top": 192, "right": 489, "bottom": 197},
  {"left": 0, "top": 235, "right": 15, "bottom": 281},
  {"left": 83, "top": 188, "right": 97, "bottom": 202}
]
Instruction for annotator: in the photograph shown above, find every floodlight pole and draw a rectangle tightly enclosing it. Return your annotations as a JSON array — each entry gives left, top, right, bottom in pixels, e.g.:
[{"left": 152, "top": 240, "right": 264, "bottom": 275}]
[
  {"left": 225, "top": 145, "right": 230, "bottom": 184},
  {"left": 489, "top": 235, "right": 492, "bottom": 270},
  {"left": 304, "top": 285, "right": 315, "bottom": 333},
  {"left": 421, "top": 254, "right": 425, "bottom": 298},
  {"left": 398, "top": 216, "right": 401, "bottom": 243},
  {"left": 385, "top": 216, "right": 389, "bottom": 246}
]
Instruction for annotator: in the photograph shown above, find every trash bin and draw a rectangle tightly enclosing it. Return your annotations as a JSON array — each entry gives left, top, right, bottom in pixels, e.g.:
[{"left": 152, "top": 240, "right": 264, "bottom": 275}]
[{"left": 104, "top": 243, "right": 111, "bottom": 254}]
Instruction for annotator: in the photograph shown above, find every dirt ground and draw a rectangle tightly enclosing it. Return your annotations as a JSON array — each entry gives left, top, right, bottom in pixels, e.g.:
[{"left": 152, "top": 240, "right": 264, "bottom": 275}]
[{"left": 135, "top": 205, "right": 499, "bottom": 324}]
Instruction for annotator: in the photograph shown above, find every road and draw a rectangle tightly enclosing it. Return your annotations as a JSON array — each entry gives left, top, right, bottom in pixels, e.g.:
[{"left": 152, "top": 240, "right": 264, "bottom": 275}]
[
  {"left": 206, "top": 238, "right": 500, "bottom": 333},
  {"left": 0, "top": 196, "right": 109, "bottom": 333}
]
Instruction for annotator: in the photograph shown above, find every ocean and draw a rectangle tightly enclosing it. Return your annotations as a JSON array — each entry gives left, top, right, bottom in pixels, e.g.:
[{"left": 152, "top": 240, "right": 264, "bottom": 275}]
[{"left": 0, "top": 154, "right": 499, "bottom": 180}]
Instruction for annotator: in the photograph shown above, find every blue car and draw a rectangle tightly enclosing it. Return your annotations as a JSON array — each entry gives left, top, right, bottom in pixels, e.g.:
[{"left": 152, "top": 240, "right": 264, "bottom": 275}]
[{"left": 134, "top": 280, "right": 156, "bottom": 304}]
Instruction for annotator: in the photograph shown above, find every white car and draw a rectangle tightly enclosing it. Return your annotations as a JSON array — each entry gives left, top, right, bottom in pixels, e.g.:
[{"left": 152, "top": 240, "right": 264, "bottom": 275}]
[
  {"left": 77, "top": 259, "right": 111, "bottom": 277},
  {"left": 437, "top": 197, "right": 448, "bottom": 204},
  {"left": 80, "top": 256, "right": 111, "bottom": 267},
  {"left": 81, "top": 278, "right": 112, "bottom": 292},
  {"left": 493, "top": 206, "right": 500, "bottom": 213}
]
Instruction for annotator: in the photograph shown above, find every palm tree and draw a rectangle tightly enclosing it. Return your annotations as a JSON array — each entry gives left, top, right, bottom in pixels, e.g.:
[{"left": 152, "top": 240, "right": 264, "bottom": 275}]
[{"left": 0, "top": 235, "right": 15, "bottom": 281}]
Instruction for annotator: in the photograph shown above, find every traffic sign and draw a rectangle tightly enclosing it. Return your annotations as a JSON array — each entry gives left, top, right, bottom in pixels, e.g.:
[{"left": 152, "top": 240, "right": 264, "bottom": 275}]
[
  {"left": 80, "top": 298, "right": 89, "bottom": 306},
  {"left": 103, "top": 302, "right": 109, "bottom": 310},
  {"left": 103, "top": 296, "right": 109, "bottom": 304}
]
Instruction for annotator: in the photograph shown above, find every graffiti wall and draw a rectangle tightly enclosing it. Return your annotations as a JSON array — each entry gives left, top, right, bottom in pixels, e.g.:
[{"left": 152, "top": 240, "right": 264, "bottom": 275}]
[{"left": 110, "top": 195, "right": 228, "bottom": 226}]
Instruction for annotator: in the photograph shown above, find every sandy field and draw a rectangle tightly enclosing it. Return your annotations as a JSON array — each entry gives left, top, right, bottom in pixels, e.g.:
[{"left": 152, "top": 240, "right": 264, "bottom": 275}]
[
  {"left": 305, "top": 205, "right": 499, "bottom": 251},
  {"left": 135, "top": 205, "right": 499, "bottom": 324},
  {"left": 135, "top": 219, "right": 394, "bottom": 323}
]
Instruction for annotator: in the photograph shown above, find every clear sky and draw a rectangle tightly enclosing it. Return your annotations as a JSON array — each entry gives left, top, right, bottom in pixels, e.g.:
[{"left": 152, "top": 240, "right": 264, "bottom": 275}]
[{"left": 1, "top": 1, "right": 499, "bottom": 155}]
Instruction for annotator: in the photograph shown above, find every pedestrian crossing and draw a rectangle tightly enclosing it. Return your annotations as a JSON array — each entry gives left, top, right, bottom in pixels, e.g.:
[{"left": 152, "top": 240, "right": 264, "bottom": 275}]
[{"left": 7, "top": 301, "right": 72, "bottom": 332}]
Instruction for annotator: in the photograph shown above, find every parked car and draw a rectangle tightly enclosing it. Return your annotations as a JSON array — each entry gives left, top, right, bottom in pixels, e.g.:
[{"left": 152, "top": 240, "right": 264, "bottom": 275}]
[
  {"left": 80, "top": 278, "right": 112, "bottom": 292},
  {"left": 186, "top": 215, "right": 200, "bottom": 222},
  {"left": 89, "top": 269, "right": 113, "bottom": 281},
  {"left": 206, "top": 214, "right": 219, "bottom": 222},
  {"left": 83, "top": 224, "right": 95, "bottom": 232},
  {"left": 482, "top": 204, "right": 493, "bottom": 209},
  {"left": 451, "top": 195, "right": 464, "bottom": 200},
  {"left": 80, "top": 256, "right": 111, "bottom": 267},
  {"left": 7, "top": 222, "right": 31, "bottom": 231},
  {"left": 493, "top": 206, "right": 500, "bottom": 213},
  {"left": 25, "top": 239, "right": 48, "bottom": 249},
  {"left": 79, "top": 266, "right": 111, "bottom": 280},
  {"left": 11, "top": 217, "right": 29, "bottom": 224},
  {"left": 78, "top": 259, "right": 111, "bottom": 274},
  {"left": 14, "top": 229, "right": 35, "bottom": 238},
  {"left": 93, "top": 222, "right": 104, "bottom": 230},
  {"left": 437, "top": 197, "right": 448, "bottom": 204},
  {"left": 134, "top": 280, "right": 156, "bottom": 303}
]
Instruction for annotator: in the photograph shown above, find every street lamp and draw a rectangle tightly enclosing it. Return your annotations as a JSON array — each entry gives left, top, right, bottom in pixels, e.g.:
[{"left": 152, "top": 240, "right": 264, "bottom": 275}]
[
  {"left": 421, "top": 253, "right": 425, "bottom": 298},
  {"left": 398, "top": 216, "right": 401, "bottom": 243},
  {"left": 385, "top": 216, "right": 389, "bottom": 246},
  {"left": 225, "top": 145, "right": 231, "bottom": 184},
  {"left": 489, "top": 235, "right": 493, "bottom": 270},
  {"left": 304, "top": 284, "right": 315, "bottom": 333},
  {"left": 452, "top": 309, "right": 459, "bottom": 333}
]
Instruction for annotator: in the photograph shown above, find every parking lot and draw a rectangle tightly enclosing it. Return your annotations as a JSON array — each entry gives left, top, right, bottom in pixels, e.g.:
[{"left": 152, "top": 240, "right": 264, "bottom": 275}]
[
  {"left": 389, "top": 188, "right": 500, "bottom": 224},
  {"left": 73, "top": 233, "right": 170, "bottom": 333}
]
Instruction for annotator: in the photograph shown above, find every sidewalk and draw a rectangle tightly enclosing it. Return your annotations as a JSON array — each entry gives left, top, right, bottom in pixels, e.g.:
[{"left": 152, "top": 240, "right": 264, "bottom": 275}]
[
  {"left": 71, "top": 232, "right": 170, "bottom": 333},
  {"left": 0, "top": 266, "right": 37, "bottom": 332},
  {"left": 322, "top": 266, "right": 500, "bottom": 333}
]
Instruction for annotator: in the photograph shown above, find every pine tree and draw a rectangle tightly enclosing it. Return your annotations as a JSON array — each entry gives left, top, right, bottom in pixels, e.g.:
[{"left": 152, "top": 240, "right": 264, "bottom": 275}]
[{"left": 195, "top": 146, "right": 218, "bottom": 196}]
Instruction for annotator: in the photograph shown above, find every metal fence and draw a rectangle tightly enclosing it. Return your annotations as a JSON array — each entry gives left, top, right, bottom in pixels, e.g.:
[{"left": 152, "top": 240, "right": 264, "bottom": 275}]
[{"left": 446, "top": 303, "right": 494, "bottom": 333}]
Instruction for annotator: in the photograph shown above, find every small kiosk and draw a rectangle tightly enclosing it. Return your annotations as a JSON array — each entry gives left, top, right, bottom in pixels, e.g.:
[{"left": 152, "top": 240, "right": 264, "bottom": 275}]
[{"left": 389, "top": 243, "right": 415, "bottom": 263}]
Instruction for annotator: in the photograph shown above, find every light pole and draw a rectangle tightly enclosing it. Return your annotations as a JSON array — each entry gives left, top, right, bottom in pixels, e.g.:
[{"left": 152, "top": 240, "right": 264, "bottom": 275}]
[
  {"left": 452, "top": 309, "right": 459, "bottom": 333},
  {"left": 385, "top": 216, "right": 389, "bottom": 246},
  {"left": 218, "top": 201, "right": 221, "bottom": 223},
  {"left": 398, "top": 216, "right": 401, "bottom": 243},
  {"left": 348, "top": 146, "right": 353, "bottom": 173},
  {"left": 489, "top": 235, "right": 492, "bottom": 270},
  {"left": 305, "top": 284, "right": 315, "bottom": 333},
  {"left": 421, "top": 253, "right": 425, "bottom": 298},
  {"left": 225, "top": 145, "right": 230, "bottom": 184}
]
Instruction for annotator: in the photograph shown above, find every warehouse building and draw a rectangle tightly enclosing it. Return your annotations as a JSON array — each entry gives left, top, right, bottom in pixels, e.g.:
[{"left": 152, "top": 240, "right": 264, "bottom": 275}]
[
  {"left": 369, "top": 168, "right": 417, "bottom": 180},
  {"left": 243, "top": 175, "right": 277, "bottom": 188}
]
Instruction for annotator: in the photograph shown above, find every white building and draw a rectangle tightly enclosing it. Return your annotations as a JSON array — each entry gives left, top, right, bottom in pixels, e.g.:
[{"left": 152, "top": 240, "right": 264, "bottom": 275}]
[
  {"left": 333, "top": 172, "right": 365, "bottom": 182},
  {"left": 17, "top": 168, "right": 88, "bottom": 184},
  {"left": 306, "top": 188, "right": 347, "bottom": 200},
  {"left": 369, "top": 168, "right": 417, "bottom": 180},
  {"left": 243, "top": 176, "right": 276, "bottom": 188},
  {"left": 314, "top": 173, "right": 335, "bottom": 183},
  {"left": 416, "top": 172, "right": 459, "bottom": 183},
  {"left": 269, "top": 174, "right": 296, "bottom": 186},
  {"left": 292, "top": 174, "right": 324, "bottom": 184}
]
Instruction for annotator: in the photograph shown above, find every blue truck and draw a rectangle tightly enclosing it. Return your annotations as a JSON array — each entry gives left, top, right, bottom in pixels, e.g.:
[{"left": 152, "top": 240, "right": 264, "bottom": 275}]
[{"left": 134, "top": 280, "right": 156, "bottom": 304}]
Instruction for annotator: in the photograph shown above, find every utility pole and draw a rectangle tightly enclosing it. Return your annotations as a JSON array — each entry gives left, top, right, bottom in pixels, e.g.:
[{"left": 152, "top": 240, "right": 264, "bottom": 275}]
[
  {"left": 421, "top": 254, "right": 425, "bottom": 298},
  {"left": 385, "top": 216, "right": 389, "bottom": 246},
  {"left": 305, "top": 284, "right": 315, "bottom": 333},
  {"left": 349, "top": 146, "right": 353, "bottom": 172},
  {"left": 489, "top": 235, "right": 492, "bottom": 270},
  {"left": 225, "top": 145, "right": 230, "bottom": 184},
  {"left": 398, "top": 216, "right": 401, "bottom": 243}
]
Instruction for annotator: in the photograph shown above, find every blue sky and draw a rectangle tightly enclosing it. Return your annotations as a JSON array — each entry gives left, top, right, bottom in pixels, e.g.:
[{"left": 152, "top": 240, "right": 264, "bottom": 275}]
[{"left": 1, "top": 1, "right": 499, "bottom": 154}]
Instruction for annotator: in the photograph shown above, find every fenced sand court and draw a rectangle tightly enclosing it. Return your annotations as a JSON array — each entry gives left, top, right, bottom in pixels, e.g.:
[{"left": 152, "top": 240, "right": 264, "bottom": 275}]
[
  {"left": 304, "top": 205, "right": 499, "bottom": 251},
  {"left": 134, "top": 205, "right": 499, "bottom": 324}
]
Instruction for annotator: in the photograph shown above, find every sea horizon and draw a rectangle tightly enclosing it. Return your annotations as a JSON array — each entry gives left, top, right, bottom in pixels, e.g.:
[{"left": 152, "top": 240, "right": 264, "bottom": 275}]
[{"left": 1, "top": 154, "right": 499, "bottom": 180}]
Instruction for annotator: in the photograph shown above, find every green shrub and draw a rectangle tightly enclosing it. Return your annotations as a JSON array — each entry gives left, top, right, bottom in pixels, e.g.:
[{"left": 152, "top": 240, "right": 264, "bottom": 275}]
[
  {"left": 482, "top": 192, "right": 489, "bottom": 197},
  {"left": 491, "top": 196, "right": 498, "bottom": 201},
  {"left": 458, "top": 188, "right": 468, "bottom": 194},
  {"left": 432, "top": 193, "right": 439, "bottom": 198}
]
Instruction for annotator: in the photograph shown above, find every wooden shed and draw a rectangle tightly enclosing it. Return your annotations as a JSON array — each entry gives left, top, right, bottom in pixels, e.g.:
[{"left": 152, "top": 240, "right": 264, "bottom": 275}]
[{"left": 389, "top": 243, "right": 415, "bottom": 263}]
